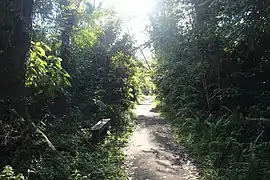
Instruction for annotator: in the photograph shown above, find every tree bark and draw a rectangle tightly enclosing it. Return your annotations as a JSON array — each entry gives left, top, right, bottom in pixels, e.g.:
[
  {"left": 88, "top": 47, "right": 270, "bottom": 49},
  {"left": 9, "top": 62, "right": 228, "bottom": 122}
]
[
  {"left": 0, "top": 0, "right": 36, "bottom": 167},
  {"left": 0, "top": 0, "right": 34, "bottom": 113}
]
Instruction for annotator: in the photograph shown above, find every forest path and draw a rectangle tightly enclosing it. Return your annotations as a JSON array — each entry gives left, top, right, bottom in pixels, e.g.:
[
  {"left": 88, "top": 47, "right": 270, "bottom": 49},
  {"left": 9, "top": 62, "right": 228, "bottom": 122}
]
[{"left": 124, "top": 96, "right": 199, "bottom": 180}]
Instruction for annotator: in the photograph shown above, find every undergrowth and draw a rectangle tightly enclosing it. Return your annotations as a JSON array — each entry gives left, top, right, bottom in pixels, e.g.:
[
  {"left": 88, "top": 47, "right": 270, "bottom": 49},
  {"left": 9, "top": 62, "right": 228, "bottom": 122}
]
[
  {"left": 0, "top": 111, "right": 135, "bottom": 180},
  {"left": 158, "top": 103, "right": 270, "bottom": 180},
  {"left": 150, "top": 0, "right": 270, "bottom": 179}
]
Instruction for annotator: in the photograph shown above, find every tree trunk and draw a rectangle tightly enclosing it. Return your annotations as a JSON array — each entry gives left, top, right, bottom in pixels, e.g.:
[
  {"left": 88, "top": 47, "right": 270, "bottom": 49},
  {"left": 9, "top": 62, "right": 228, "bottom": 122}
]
[
  {"left": 0, "top": 0, "right": 34, "bottom": 114},
  {"left": 0, "top": 0, "right": 35, "bottom": 167},
  {"left": 59, "top": 0, "right": 82, "bottom": 72}
]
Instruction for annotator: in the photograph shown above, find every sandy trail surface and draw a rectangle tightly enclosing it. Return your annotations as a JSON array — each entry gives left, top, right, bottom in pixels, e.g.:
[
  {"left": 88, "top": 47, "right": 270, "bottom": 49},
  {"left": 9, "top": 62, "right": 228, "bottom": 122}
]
[{"left": 124, "top": 96, "right": 199, "bottom": 180}]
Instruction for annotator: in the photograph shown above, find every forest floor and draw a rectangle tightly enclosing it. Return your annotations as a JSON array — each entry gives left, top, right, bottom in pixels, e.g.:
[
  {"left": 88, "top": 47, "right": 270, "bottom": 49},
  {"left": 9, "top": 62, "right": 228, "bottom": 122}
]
[{"left": 124, "top": 96, "right": 199, "bottom": 180}]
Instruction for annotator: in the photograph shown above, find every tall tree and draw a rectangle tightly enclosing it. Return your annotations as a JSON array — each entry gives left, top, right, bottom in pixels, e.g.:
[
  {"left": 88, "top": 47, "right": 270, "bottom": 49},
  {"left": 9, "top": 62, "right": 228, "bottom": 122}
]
[
  {"left": 59, "top": 0, "right": 84, "bottom": 71},
  {"left": 0, "top": 0, "right": 34, "bottom": 115},
  {"left": 151, "top": 0, "right": 270, "bottom": 179}
]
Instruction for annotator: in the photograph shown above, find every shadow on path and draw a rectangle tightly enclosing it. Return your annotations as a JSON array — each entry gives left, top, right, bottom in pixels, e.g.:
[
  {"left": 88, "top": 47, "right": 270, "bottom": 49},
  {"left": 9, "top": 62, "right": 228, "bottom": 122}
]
[{"left": 125, "top": 96, "right": 198, "bottom": 180}]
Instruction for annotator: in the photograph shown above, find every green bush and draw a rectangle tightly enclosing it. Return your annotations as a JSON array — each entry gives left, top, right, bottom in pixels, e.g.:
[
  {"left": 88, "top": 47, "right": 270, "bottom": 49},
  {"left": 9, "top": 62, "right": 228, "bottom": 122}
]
[
  {"left": 150, "top": 0, "right": 270, "bottom": 179},
  {"left": 0, "top": 166, "right": 25, "bottom": 180}
]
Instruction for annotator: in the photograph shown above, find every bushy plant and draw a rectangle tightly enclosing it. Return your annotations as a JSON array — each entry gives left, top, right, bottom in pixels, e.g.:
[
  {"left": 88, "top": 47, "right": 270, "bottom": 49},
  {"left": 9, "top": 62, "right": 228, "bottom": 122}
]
[
  {"left": 150, "top": 0, "right": 270, "bottom": 179},
  {"left": 1, "top": 0, "right": 145, "bottom": 179},
  {"left": 0, "top": 166, "right": 25, "bottom": 180}
]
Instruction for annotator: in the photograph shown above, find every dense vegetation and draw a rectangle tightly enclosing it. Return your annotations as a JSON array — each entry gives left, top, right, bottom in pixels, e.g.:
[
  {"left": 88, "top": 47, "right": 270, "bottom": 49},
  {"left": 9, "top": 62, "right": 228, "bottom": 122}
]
[
  {"left": 3, "top": 0, "right": 270, "bottom": 179},
  {"left": 0, "top": 0, "right": 149, "bottom": 179},
  {"left": 150, "top": 0, "right": 270, "bottom": 179}
]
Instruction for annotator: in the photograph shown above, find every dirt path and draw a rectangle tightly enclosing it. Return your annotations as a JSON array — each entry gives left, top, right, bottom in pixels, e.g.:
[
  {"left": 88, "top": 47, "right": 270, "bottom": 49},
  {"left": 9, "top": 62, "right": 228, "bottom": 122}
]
[{"left": 124, "top": 96, "right": 199, "bottom": 180}]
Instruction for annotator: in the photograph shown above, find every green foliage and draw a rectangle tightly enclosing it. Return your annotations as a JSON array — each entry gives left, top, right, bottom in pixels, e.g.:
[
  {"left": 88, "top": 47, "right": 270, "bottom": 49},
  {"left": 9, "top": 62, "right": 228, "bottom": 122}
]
[
  {"left": 151, "top": 0, "right": 270, "bottom": 179},
  {"left": 26, "top": 41, "right": 71, "bottom": 96},
  {"left": 1, "top": 0, "right": 146, "bottom": 179},
  {"left": 0, "top": 166, "right": 25, "bottom": 180},
  {"left": 30, "top": 111, "right": 135, "bottom": 180}
]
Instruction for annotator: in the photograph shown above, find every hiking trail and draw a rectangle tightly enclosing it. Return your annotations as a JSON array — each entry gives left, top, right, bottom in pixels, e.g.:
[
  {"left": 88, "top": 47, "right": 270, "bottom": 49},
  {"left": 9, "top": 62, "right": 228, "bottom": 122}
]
[{"left": 124, "top": 96, "right": 199, "bottom": 180}]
